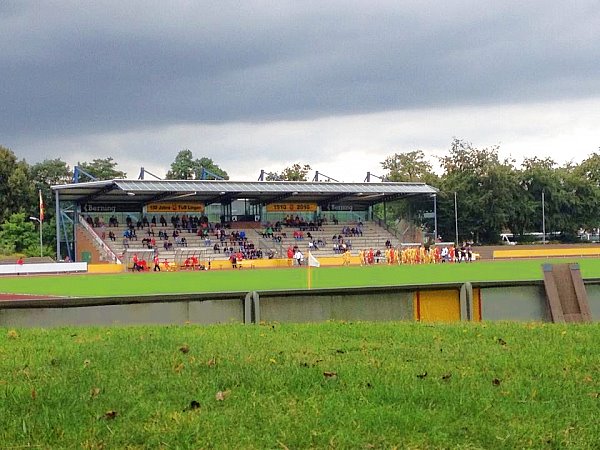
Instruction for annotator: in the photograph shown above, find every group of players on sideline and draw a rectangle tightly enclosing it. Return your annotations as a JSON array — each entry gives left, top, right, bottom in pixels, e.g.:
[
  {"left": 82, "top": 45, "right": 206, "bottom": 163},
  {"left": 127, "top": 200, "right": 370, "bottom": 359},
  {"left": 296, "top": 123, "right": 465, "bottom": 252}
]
[
  {"left": 83, "top": 212, "right": 477, "bottom": 269},
  {"left": 127, "top": 241, "right": 475, "bottom": 272}
]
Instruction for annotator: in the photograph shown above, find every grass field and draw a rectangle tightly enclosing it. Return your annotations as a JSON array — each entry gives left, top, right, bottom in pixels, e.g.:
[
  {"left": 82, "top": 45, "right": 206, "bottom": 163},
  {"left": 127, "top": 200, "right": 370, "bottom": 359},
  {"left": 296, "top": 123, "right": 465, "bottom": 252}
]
[
  {"left": 1, "top": 321, "right": 599, "bottom": 449},
  {"left": 3, "top": 258, "right": 600, "bottom": 297}
]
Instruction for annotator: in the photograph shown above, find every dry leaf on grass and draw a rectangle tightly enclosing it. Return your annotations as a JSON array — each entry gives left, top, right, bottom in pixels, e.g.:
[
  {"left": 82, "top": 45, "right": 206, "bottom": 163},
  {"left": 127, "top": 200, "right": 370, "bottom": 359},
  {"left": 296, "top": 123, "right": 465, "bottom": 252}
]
[
  {"left": 206, "top": 357, "right": 216, "bottom": 367},
  {"left": 215, "top": 390, "right": 231, "bottom": 401},
  {"left": 492, "top": 378, "right": 502, "bottom": 386},
  {"left": 184, "top": 400, "right": 201, "bottom": 411},
  {"left": 173, "top": 363, "right": 185, "bottom": 373},
  {"left": 323, "top": 371, "right": 338, "bottom": 378},
  {"left": 7, "top": 330, "right": 19, "bottom": 339},
  {"left": 90, "top": 387, "right": 101, "bottom": 399},
  {"left": 416, "top": 371, "right": 428, "bottom": 379},
  {"left": 441, "top": 373, "right": 452, "bottom": 381},
  {"left": 179, "top": 344, "right": 190, "bottom": 354},
  {"left": 103, "top": 410, "right": 118, "bottom": 420},
  {"left": 31, "top": 388, "right": 36, "bottom": 400}
]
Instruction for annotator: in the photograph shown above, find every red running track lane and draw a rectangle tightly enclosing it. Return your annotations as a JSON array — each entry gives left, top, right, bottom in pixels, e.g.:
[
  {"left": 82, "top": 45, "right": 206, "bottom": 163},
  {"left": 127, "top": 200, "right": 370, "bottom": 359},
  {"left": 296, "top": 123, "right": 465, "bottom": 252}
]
[{"left": 0, "top": 293, "right": 59, "bottom": 301}]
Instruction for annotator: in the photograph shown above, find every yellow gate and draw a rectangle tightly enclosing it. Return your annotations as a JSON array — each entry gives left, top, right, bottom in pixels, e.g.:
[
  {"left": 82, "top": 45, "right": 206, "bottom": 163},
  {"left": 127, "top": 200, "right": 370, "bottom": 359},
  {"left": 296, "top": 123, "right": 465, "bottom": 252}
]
[{"left": 414, "top": 289, "right": 461, "bottom": 322}]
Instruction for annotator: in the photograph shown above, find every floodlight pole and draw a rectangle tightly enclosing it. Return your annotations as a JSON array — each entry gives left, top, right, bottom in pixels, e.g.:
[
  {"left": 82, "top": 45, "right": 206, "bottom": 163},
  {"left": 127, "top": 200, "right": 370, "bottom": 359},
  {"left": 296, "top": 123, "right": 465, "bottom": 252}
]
[
  {"left": 29, "top": 216, "right": 43, "bottom": 258},
  {"left": 542, "top": 190, "right": 546, "bottom": 244},
  {"left": 454, "top": 192, "right": 459, "bottom": 245},
  {"left": 433, "top": 194, "right": 437, "bottom": 243}
]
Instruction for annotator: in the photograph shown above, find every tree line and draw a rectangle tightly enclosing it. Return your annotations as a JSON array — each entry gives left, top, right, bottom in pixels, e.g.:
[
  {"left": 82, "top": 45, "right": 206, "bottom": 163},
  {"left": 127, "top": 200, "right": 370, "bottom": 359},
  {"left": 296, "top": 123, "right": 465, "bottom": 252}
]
[
  {"left": 2, "top": 140, "right": 599, "bottom": 257},
  {"left": 380, "top": 139, "right": 600, "bottom": 244}
]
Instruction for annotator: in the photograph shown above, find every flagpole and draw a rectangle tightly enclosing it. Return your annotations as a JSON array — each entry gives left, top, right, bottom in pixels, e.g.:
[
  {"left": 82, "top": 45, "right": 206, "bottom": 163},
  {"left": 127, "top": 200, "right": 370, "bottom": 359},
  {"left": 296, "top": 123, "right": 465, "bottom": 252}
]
[{"left": 38, "top": 190, "right": 44, "bottom": 257}]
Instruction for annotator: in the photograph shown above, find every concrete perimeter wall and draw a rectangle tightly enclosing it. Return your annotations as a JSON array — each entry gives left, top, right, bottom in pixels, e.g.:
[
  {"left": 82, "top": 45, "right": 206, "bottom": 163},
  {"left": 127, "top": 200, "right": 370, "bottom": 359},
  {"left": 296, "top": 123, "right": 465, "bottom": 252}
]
[{"left": 2, "top": 281, "right": 599, "bottom": 328}]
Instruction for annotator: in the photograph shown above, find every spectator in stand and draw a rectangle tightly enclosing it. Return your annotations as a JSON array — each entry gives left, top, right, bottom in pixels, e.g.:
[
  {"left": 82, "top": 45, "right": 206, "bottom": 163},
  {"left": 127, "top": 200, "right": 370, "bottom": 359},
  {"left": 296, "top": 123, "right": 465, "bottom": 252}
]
[
  {"left": 160, "top": 215, "right": 167, "bottom": 227},
  {"left": 151, "top": 216, "right": 157, "bottom": 226},
  {"left": 213, "top": 243, "right": 221, "bottom": 253},
  {"left": 108, "top": 230, "right": 116, "bottom": 241},
  {"left": 142, "top": 216, "right": 149, "bottom": 228}
]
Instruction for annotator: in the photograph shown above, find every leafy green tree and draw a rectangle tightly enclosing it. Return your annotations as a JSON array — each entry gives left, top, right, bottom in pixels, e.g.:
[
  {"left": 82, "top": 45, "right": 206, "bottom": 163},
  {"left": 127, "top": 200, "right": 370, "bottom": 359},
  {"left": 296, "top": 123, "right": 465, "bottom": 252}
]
[
  {"left": 0, "top": 146, "right": 35, "bottom": 224},
  {"left": 512, "top": 158, "right": 600, "bottom": 241},
  {"left": 166, "top": 150, "right": 229, "bottom": 180},
  {"left": 382, "top": 150, "right": 434, "bottom": 182},
  {"left": 377, "top": 150, "right": 439, "bottom": 232},
  {"left": 0, "top": 213, "right": 39, "bottom": 255},
  {"left": 265, "top": 163, "right": 311, "bottom": 181},
  {"left": 31, "top": 159, "right": 73, "bottom": 221},
  {"left": 575, "top": 153, "right": 600, "bottom": 186},
  {"left": 78, "top": 157, "right": 126, "bottom": 180},
  {"left": 437, "top": 139, "right": 519, "bottom": 243}
]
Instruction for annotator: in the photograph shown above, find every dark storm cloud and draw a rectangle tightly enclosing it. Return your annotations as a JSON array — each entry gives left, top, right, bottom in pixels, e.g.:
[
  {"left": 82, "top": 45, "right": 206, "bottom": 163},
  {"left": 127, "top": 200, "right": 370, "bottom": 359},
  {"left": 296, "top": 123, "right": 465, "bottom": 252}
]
[{"left": 1, "top": 0, "right": 599, "bottom": 141}]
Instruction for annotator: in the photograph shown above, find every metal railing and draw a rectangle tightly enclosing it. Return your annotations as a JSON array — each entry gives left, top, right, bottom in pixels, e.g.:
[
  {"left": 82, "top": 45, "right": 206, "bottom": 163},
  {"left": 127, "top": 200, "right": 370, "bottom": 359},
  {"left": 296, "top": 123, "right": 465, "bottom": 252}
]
[{"left": 78, "top": 216, "right": 122, "bottom": 264}]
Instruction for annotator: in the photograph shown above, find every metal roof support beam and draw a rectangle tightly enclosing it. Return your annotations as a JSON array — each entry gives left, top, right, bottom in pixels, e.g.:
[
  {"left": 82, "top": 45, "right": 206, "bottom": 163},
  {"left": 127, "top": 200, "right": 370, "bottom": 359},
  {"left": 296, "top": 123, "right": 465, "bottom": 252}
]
[
  {"left": 317, "top": 193, "right": 349, "bottom": 207},
  {"left": 138, "top": 167, "right": 162, "bottom": 180},
  {"left": 364, "top": 172, "right": 386, "bottom": 182},
  {"left": 313, "top": 171, "right": 339, "bottom": 182},
  {"left": 145, "top": 191, "right": 175, "bottom": 204},
  {"left": 377, "top": 193, "right": 411, "bottom": 204},
  {"left": 252, "top": 192, "right": 295, "bottom": 206},
  {"left": 79, "top": 183, "right": 117, "bottom": 205},
  {"left": 205, "top": 192, "right": 240, "bottom": 207}
]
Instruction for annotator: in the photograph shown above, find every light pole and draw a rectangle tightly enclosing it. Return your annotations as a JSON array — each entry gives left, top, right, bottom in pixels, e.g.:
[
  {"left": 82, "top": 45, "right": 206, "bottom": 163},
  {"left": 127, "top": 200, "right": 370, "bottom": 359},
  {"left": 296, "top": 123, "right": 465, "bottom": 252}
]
[
  {"left": 542, "top": 191, "right": 546, "bottom": 244},
  {"left": 29, "top": 216, "right": 43, "bottom": 258},
  {"left": 433, "top": 194, "right": 437, "bottom": 243},
  {"left": 454, "top": 192, "right": 459, "bottom": 245}
]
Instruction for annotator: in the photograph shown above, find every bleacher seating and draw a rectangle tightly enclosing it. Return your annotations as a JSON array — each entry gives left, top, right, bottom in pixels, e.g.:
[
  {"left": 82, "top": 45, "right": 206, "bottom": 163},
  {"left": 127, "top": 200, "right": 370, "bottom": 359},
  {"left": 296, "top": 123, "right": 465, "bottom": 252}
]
[{"left": 85, "top": 218, "right": 405, "bottom": 267}]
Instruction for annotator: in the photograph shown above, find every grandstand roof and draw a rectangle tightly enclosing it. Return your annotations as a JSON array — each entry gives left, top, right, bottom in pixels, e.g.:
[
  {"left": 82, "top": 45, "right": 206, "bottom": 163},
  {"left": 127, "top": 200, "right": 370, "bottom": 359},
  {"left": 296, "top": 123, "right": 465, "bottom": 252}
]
[{"left": 52, "top": 179, "right": 438, "bottom": 208}]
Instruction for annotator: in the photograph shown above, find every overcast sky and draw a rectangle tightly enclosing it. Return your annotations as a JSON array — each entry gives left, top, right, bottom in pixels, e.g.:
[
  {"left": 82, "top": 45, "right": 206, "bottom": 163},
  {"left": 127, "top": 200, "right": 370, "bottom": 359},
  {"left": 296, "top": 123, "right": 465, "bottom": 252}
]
[{"left": 2, "top": 1, "right": 600, "bottom": 181}]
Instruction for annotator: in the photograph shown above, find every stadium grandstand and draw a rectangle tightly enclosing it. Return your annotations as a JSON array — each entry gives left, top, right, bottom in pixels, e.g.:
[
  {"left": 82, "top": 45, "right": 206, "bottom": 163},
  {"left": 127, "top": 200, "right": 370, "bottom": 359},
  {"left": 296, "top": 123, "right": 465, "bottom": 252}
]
[{"left": 51, "top": 179, "right": 438, "bottom": 269}]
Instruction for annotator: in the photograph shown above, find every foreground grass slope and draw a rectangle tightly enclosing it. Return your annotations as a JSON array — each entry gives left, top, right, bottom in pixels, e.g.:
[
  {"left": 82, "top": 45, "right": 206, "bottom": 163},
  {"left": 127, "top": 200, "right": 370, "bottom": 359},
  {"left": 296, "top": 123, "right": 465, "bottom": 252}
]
[
  {"left": 2, "top": 322, "right": 599, "bottom": 449},
  {"left": 4, "top": 258, "right": 600, "bottom": 297}
]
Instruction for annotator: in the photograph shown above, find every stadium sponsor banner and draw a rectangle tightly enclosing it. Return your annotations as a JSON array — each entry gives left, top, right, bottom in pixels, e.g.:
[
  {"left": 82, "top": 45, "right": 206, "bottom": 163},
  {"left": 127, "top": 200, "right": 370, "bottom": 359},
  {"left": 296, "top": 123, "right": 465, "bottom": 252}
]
[
  {"left": 146, "top": 202, "right": 205, "bottom": 213},
  {"left": 266, "top": 203, "right": 317, "bottom": 212},
  {"left": 321, "top": 204, "right": 368, "bottom": 211},
  {"left": 82, "top": 203, "right": 140, "bottom": 213}
]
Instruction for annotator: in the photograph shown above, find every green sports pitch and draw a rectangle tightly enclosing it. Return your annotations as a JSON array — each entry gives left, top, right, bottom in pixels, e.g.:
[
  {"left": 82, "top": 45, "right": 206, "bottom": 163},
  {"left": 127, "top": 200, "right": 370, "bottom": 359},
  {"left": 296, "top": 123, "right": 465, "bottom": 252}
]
[{"left": 3, "top": 258, "right": 600, "bottom": 298}]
